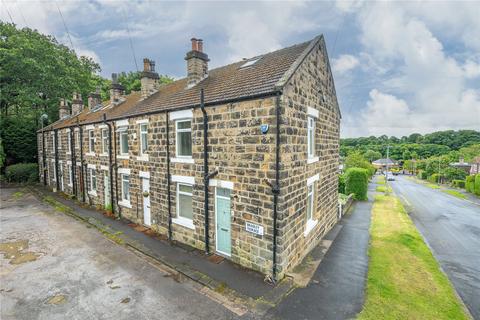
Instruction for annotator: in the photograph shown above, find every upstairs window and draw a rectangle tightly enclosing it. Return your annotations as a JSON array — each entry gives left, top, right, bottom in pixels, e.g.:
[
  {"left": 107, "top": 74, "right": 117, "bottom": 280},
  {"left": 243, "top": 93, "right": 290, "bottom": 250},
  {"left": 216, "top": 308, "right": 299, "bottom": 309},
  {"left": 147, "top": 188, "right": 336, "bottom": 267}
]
[
  {"left": 307, "top": 117, "right": 315, "bottom": 158},
  {"left": 176, "top": 120, "right": 192, "bottom": 157},
  {"left": 120, "top": 130, "right": 129, "bottom": 155},
  {"left": 67, "top": 132, "right": 71, "bottom": 151},
  {"left": 88, "top": 130, "right": 95, "bottom": 153},
  {"left": 75, "top": 131, "right": 80, "bottom": 149},
  {"left": 101, "top": 128, "right": 109, "bottom": 154},
  {"left": 139, "top": 123, "right": 148, "bottom": 155}
]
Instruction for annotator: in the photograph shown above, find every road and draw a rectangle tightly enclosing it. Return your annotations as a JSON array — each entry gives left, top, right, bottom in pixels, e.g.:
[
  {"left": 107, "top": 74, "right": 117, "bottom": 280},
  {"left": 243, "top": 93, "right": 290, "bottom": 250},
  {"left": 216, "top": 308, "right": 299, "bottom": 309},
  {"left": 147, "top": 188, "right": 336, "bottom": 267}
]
[
  {"left": 391, "top": 175, "right": 480, "bottom": 319},
  {"left": 0, "top": 187, "right": 241, "bottom": 320}
]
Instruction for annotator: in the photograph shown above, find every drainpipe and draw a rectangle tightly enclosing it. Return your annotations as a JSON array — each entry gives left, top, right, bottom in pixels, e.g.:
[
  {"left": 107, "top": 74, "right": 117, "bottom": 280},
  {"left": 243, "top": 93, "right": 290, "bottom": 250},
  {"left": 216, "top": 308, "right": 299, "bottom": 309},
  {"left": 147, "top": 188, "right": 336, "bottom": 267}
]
[
  {"left": 42, "top": 129, "right": 47, "bottom": 186},
  {"left": 54, "top": 129, "right": 59, "bottom": 192},
  {"left": 70, "top": 129, "right": 77, "bottom": 197},
  {"left": 113, "top": 124, "right": 120, "bottom": 219},
  {"left": 166, "top": 112, "right": 173, "bottom": 241},
  {"left": 103, "top": 114, "right": 115, "bottom": 216},
  {"left": 200, "top": 89, "right": 212, "bottom": 254},
  {"left": 271, "top": 92, "right": 281, "bottom": 282},
  {"left": 79, "top": 126, "right": 85, "bottom": 203}
]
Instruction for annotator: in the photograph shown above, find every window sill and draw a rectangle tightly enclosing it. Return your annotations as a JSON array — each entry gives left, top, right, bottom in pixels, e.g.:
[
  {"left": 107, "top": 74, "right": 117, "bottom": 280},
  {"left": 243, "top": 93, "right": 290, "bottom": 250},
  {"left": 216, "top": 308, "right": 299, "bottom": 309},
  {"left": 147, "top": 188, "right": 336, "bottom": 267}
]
[
  {"left": 67, "top": 183, "right": 73, "bottom": 187},
  {"left": 117, "top": 155, "right": 129, "bottom": 160},
  {"left": 172, "top": 217, "right": 195, "bottom": 230},
  {"left": 304, "top": 219, "right": 318, "bottom": 237},
  {"left": 119, "top": 200, "right": 132, "bottom": 208},
  {"left": 100, "top": 153, "right": 108, "bottom": 157},
  {"left": 171, "top": 157, "right": 194, "bottom": 164},
  {"left": 88, "top": 191, "right": 97, "bottom": 197},
  {"left": 66, "top": 152, "right": 71, "bottom": 155},
  {"left": 86, "top": 152, "right": 96, "bottom": 157},
  {"left": 307, "top": 156, "right": 319, "bottom": 164},
  {"left": 137, "top": 154, "right": 149, "bottom": 162}
]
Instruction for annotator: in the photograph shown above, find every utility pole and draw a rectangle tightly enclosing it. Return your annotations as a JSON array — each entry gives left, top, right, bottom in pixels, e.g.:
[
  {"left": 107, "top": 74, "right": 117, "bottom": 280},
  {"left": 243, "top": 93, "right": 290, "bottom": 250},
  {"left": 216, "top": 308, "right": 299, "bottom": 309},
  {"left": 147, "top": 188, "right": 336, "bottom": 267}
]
[{"left": 386, "top": 145, "right": 390, "bottom": 183}]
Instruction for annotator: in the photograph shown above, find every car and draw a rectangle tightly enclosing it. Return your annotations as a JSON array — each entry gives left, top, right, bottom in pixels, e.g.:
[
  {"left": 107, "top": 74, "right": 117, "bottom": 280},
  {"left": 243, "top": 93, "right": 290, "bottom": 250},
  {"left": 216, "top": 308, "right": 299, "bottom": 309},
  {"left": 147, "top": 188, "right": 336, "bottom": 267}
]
[{"left": 385, "top": 172, "right": 395, "bottom": 181}]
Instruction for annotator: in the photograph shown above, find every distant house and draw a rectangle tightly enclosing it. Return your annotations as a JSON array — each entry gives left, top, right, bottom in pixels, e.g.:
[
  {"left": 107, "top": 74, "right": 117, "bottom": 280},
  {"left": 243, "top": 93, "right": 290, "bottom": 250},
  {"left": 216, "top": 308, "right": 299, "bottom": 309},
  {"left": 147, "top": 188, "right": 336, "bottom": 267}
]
[
  {"left": 372, "top": 158, "right": 399, "bottom": 170},
  {"left": 449, "top": 157, "right": 472, "bottom": 174},
  {"left": 469, "top": 157, "right": 480, "bottom": 175}
]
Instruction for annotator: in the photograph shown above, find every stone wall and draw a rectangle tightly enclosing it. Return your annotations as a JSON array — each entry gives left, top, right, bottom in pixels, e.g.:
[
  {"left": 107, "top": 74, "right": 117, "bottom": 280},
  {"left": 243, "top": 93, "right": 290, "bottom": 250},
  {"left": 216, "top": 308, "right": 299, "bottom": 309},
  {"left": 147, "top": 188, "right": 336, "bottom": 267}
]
[{"left": 277, "top": 37, "right": 341, "bottom": 276}]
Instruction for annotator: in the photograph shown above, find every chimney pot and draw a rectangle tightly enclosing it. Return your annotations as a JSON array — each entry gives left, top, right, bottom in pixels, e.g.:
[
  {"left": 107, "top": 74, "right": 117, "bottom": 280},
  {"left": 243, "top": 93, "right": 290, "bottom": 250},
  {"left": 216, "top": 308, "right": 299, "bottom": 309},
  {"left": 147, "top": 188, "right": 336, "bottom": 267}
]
[
  {"left": 191, "top": 38, "right": 198, "bottom": 51},
  {"left": 143, "top": 58, "right": 150, "bottom": 72},
  {"left": 197, "top": 39, "right": 203, "bottom": 52}
]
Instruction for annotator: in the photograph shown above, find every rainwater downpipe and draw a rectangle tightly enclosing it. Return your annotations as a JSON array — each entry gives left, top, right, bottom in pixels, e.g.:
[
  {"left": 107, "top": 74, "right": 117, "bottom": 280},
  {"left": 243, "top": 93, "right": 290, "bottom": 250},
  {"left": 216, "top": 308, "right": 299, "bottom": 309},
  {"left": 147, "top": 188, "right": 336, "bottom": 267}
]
[
  {"left": 54, "top": 129, "right": 60, "bottom": 192},
  {"left": 70, "top": 129, "right": 77, "bottom": 198},
  {"left": 79, "top": 126, "right": 86, "bottom": 203},
  {"left": 113, "top": 125, "right": 120, "bottom": 219},
  {"left": 42, "top": 129, "right": 47, "bottom": 186},
  {"left": 272, "top": 91, "right": 281, "bottom": 282},
  {"left": 165, "top": 112, "right": 173, "bottom": 241},
  {"left": 103, "top": 114, "right": 115, "bottom": 216}
]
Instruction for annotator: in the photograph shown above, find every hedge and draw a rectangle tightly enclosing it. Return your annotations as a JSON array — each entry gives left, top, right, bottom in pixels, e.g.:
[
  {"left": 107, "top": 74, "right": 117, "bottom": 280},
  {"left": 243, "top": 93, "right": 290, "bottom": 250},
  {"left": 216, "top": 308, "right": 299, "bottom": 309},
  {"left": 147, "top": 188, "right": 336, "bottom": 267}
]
[
  {"left": 338, "top": 174, "right": 346, "bottom": 194},
  {"left": 345, "top": 168, "right": 368, "bottom": 201},
  {"left": 465, "top": 175, "right": 475, "bottom": 193},
  {"left": 428, "top": 173, "right": 440, "bottom": 183},
  {"left": 475, "top": 174, "right": 480, "bottom": 196},
  {"left": 5, "top": 163, "right": 38, "bottom": 183},
  {"left": 452, "top": 179, "right": 465, "bottom": 188},
  {"left": 417, "top": 170, "right": 428, "bottom": 180}
]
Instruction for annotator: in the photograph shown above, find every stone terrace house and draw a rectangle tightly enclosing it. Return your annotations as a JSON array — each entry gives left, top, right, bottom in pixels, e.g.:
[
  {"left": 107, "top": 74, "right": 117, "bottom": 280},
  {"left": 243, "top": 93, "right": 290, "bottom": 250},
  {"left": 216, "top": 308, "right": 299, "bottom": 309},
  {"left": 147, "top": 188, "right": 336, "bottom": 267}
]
[{"left": 37, "top": 35, "right": 341, "bottom": 281}]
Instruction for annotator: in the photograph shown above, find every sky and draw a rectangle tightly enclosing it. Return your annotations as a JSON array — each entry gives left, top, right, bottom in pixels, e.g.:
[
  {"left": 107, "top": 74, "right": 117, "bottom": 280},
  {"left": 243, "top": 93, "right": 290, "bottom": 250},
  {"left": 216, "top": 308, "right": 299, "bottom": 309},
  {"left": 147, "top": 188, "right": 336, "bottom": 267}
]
[{"left": 2, "top": 0, "right": 479, "bottom": 138}]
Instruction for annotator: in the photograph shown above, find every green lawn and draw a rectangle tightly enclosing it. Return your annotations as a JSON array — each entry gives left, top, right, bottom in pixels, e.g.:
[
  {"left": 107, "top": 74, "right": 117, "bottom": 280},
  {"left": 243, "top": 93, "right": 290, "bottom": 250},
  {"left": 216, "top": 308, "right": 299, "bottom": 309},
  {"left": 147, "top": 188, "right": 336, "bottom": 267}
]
[
  {"left": 442, "top": 189, "right": 467, "bottom": 200},
  {"left": 358, "top": 194, "right": 469, "bottom": 320}
]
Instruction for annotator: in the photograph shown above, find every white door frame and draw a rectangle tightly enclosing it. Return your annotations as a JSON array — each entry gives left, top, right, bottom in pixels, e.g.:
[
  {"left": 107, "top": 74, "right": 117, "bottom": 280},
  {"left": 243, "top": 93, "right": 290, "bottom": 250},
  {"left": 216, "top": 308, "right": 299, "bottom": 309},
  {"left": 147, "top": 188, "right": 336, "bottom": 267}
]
[
  {"left": 141, "top": 174, "right": 151, "bottom": 226},
  {"left": 59, "top": 163, "right": 64, "bottom": 191},
  {"left": 215, "top": 187, "right": 232, "bottom": 257}
]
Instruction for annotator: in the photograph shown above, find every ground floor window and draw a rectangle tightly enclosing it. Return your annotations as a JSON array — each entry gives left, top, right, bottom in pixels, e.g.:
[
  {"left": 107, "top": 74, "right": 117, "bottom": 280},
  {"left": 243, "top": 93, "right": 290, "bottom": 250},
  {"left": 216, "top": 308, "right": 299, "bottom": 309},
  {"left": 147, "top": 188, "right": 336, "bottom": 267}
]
[
  {"left": 67, "top": 164, "right": 73, "bottom": 186},
  {"left": 88, "top": 168, "right": 97, "bottom": 195},
  {"left": 177, "top": 184, "right": 193, "bottom": 220},
  {"left": 121, "top": 174, "right": 130, "bottom": 202},
  {"left": 304, "top": 178, "right": 318, "bottom": 236}
]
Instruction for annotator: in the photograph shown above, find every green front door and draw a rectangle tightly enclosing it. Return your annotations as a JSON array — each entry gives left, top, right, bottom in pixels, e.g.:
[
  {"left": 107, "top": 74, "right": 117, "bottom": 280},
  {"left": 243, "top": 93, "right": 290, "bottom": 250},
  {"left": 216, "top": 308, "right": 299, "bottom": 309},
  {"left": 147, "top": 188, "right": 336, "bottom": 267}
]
[{"left": 216, "top": 188, "right": 231, "bottom": 256}]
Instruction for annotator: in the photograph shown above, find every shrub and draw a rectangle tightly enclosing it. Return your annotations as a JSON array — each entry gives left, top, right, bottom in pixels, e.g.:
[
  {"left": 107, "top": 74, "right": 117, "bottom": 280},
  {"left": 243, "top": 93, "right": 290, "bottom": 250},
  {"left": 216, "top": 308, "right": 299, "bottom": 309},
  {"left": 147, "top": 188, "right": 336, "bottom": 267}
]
[
  {"left": 345, "top": 168, "right": 368, "bottom": 201},
  {"left": 465, "top": 175, "right": 475, "bottom": 193},
  {"left": 428, "top": 173, "right": 440, "bottom": 183},
  {"left": 417, "top": 170, "right": 428, "bottom": 180},
  {"left": 338, "top": 174, "right": 346, "bottom": 194},
  {"left": 475, "top": 174, "right": 480, "bottom": 196},
  {"left": 452, "top": 179, "right": 465, "bottom": 188},
  {"left": 5, "top": 163, "right": 38, "bottom": 183}
]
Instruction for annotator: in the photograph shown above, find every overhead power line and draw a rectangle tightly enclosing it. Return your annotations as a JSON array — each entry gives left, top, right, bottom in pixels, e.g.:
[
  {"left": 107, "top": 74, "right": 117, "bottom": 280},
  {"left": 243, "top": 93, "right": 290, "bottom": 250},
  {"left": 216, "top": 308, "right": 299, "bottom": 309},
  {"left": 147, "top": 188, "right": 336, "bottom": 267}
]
[
  {"left": 122, "top": 7, "right": 139, "bottom": 72},
  {"left": 55, "top": 0, "right": 75, "bottom": 51},
  {"left": 3, "top": 2, "right": 15, "bottom": 24}
]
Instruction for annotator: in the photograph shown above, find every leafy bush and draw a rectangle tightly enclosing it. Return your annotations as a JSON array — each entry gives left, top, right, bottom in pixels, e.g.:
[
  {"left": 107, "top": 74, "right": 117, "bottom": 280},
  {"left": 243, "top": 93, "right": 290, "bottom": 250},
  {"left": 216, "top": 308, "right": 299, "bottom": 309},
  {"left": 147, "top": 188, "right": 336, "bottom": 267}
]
[
  {"left": 338, "top": 174, "right": 346, "bottom": 194},
  {"left": 452, "top": 179, "right": 465, "bottom": 188},
  {"left": 345, "top": 168, "right": 368, "bottom": 200},
  {"left": 345, "top": 151, "right": 375, "bottom": 177},
  {"left": 5, "top": 163, "right": 38, "bottom": 183},
  {"left": 417, "top": 170, "right": 428, "bottom": 180},
  {"left": 428, "top": 173, "right": 440, "bottom": 183},
  {"left": 465, "top": 175, "right": 475, "bottom": 193},
  {"left": 475, "top": 174, "right": 480, "bottom": 196}
]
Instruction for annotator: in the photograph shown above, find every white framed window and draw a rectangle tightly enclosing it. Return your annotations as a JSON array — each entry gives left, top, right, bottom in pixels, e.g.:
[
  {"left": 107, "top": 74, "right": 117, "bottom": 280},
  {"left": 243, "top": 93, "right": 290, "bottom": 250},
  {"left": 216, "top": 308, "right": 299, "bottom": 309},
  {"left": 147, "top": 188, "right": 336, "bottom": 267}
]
[
  {"left": 88, "top": 168, "right": 97, "bottom": 196},
  {"left": 67, "top": 131, "right": 71, "bottom": 152},
  {"left": 119, "top": 130, "right": 129, "bottom": 156},
  {"left": 120, "top": 174, "right": 130, "bottom": 207},
  {"left": 67, "top": 164, "right": 73, "bottom": 186},
  {"left": 305, "top": 174, "right": 319, "bottom": 236},
  {"left": 174, "top": 183, "right": 194, "bottom": 229},
  {"left": 51, "top": 132, "right": 55, "bottom": 153},
  {"left": 101, "top": 128, "right": 109, "bottom": 154},
  {"left": 176, "top": 120, "right": 192, "bottom": 157},
  {"left": 88, "top": 130, "right": 95, "bottom": 153},
  {"left": 139, "top": 123, "right": 148, "bottom": 155},
  {"left": 75, "top": 130, "right": 80, "bottom": 149},
  {"left": 307, "top": 116, "right": 315, "bottom": 158}
]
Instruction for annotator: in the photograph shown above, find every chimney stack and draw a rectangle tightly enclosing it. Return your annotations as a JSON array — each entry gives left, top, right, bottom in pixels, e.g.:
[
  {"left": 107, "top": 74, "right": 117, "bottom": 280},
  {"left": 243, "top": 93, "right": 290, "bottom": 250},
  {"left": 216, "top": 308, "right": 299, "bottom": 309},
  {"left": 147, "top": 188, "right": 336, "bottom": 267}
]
[
  {"left": 71, "top": 92, "right": 83, "bottom": 116},
  {"left": 59, "top": 98, "right": 70, "bottom": 119},
  {"left": 141, "top": 58, "right": 160, "bottom": 99},
  {"left": 87, "top": 88, "right": 102, "bottom": 110},
  {"left": 185, "top": 38, "right": 209, "bottom": 88},
  {"left": 110, "top": 73, "right": 125, "bottom": 104}
]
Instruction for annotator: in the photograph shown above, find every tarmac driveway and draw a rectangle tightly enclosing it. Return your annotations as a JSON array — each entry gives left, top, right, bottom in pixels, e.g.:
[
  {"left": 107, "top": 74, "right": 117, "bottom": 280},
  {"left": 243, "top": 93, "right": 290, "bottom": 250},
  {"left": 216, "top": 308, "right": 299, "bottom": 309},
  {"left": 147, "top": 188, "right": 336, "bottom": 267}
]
[
  {"left": 0, "top": 187, "right": 239, "bottom": 320},
  {"left": 391, "top": 176, "right": 480, "bottom": 319}
]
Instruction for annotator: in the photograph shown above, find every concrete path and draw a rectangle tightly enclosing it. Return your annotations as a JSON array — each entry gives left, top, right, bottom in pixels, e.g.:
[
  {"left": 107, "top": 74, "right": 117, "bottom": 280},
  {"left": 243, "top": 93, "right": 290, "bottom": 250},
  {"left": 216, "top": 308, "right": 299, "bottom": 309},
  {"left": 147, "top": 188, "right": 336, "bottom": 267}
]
[
  {"left": 0, "top": 187, "right": 244, "bottom": 320},
  {"left": 391, "top": 175, "right": 480, "bottom": 319},
  {"left": 267, "top": 184, "right": 375, "bottom": 320}
]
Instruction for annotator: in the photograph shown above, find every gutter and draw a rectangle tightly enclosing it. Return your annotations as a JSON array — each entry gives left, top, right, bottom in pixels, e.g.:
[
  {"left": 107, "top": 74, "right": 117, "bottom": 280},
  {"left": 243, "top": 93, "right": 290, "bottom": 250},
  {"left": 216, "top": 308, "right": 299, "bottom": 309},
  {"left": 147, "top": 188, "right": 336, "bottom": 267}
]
[{"left": 165, "top": 112, "right": 172, "bottom": 241}]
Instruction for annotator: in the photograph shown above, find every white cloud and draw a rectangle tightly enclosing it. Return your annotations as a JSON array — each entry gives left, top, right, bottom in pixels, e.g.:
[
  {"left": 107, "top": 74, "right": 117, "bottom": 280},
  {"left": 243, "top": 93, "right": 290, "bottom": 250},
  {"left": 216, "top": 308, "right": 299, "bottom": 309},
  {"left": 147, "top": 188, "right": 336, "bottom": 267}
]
[
  {"left": 332, "top": 54, "right": 359, "bottom": 74},
  {"left": 463, "top": 60, "right": 480, "bottom": 79}
]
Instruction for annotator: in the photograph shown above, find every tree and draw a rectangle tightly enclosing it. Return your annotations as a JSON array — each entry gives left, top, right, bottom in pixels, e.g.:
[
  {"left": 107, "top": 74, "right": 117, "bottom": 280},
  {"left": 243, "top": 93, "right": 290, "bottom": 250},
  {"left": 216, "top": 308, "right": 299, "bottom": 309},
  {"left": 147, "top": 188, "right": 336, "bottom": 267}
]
[
  {"left": 0, "top": 23, "right": 98, "bottom": 165},
  {"left": 345, "top": 151, "right": 375, "bottom": 176},
  {"left": 363, "top": 149, "right": 382, "bottom": 162}
]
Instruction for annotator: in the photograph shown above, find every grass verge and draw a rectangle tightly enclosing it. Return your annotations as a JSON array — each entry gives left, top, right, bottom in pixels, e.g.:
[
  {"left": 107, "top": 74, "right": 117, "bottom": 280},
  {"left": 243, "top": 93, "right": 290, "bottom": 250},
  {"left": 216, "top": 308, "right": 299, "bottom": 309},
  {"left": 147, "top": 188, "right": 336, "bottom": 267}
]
[
  {"left": 358, "top": 194, "right": 469, "bottom": 320},
  {"left": 442, "top": 189, "right": 467, "bottom": 200}
]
